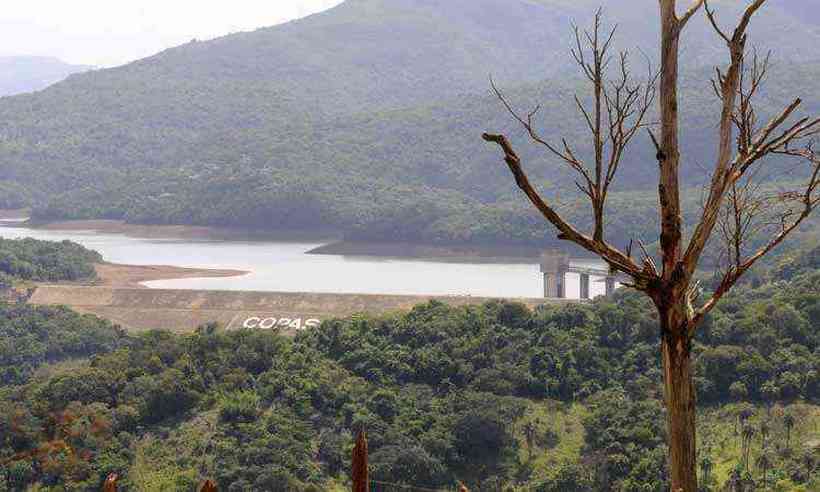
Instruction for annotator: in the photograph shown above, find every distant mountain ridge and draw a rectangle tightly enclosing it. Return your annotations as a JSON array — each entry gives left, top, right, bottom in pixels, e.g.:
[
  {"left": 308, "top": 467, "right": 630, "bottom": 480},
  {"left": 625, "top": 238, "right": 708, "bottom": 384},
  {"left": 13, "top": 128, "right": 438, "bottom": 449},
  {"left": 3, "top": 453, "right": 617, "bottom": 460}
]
[
  {"left": 0, "top": 0, "right": 817, "bottom": 247},
  {"left": 0, "top": 56, "right": 92, "bottom": 96}
]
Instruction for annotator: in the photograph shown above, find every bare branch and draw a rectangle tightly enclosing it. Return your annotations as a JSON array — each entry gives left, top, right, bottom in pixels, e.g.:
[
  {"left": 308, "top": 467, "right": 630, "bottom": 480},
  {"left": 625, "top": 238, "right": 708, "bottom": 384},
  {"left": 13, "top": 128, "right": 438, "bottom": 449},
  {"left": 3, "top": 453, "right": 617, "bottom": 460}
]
[
  {"left": 704, "top": 0, "right": 731, "bottom": 44},
  {"left": 692, "top": 147, "right": 820, "bottom": 326},
  {"left": 683, "top": 0, "right": 775, "bottom": 280},
  {"left": 638, "top": 239, "right": 659, "bottom": 277},
  {"left": 679, "top": 0, "right": 706, "bottom": 28},
  {"left": 487, "top": 12, "right": 656, "bottom": 248},
  {"left": 481, "top": 132, "right": 646, "bottom": 280}
]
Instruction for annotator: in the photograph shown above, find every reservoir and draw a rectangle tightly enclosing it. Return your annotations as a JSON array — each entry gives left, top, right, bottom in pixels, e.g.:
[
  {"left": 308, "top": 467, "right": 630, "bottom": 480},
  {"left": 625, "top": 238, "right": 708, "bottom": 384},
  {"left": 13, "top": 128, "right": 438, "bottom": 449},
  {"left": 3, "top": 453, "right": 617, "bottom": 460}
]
[{"left": 0, "top": 222, "right": 609, "bottom": 299}]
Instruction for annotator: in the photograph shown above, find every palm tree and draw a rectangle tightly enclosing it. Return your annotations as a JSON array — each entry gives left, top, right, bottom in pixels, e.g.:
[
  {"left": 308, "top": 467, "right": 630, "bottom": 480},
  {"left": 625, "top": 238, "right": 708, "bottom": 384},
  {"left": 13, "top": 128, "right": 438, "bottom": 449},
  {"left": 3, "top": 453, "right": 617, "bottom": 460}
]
[
  {"left": 741, "top": 424, "right": 755, "bottom": 472},
  {"left": 756, "top": 446, "right": 774, "bottom": 490},
  {"left": 736, "top": 406, "right": 754, "bottom": 438},
  {"left": 783, "top": 412, "right": 796, "bottom": 448},
  {"left": 523, "top": 420, "right": 537, "bottom": 460},
  {"left": 761, "top": 381, "right": 779, "bottom": 415},
  {"left": 699, "top": 453, "right": 714, "bottom": 488},
  {"left": 727, "top": 466, "right": 742, "bottom": 492}
]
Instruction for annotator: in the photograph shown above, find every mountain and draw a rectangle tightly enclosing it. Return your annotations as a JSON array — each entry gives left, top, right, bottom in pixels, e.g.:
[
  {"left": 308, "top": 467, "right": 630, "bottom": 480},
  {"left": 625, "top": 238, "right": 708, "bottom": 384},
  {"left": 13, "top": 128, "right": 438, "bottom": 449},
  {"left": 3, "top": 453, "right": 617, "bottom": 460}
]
[
  {"left": 0, "top": 56, "right": 92, "bottom": 97},
  {"left": 0, "top": 0, "right": 818, "bottom": 247}
]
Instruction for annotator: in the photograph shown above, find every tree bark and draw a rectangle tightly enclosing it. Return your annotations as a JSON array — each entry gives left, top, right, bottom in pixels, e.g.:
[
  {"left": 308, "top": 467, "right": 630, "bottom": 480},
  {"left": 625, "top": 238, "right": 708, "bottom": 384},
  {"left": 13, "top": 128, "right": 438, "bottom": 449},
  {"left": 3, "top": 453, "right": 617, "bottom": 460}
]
[
  {"left": 660, "top": 304, "right": 697, "bottom": 492},
  {"left": 658, "top": 4, "right": 696, "bottom": 488},
  {"left": 352, "top": 429, "right": 369, "bottom": 492},
  {"left": 658, "top": 1, "right": 684, "bottom": 281}
]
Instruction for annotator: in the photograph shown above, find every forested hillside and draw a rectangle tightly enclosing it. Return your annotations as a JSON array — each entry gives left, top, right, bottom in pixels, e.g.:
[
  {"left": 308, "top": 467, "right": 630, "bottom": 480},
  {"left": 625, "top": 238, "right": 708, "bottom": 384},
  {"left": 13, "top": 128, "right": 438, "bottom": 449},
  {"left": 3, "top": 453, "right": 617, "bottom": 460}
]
[
  {"left": 0, "top": 237, "right": 101, "bottom": 286},
  {"left": 0, "top": 0, "right": 818, "bottom": 247},
  {"left": 1, "top": 247, "right": 817, "bottom": 490}
]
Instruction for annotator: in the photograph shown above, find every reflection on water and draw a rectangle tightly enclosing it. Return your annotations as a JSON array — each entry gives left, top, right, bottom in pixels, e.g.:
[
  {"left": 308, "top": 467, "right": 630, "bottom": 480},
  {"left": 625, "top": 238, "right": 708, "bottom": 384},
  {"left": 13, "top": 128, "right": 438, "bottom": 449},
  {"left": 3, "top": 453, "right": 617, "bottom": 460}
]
[{"left": 0, "top": 224, "right": 609, "bottom": 299}]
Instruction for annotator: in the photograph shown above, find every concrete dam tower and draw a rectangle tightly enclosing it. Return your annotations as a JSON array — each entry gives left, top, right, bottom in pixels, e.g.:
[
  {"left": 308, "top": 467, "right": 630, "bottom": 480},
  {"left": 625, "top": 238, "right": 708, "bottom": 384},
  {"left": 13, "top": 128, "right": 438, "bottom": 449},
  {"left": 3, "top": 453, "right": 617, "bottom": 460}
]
[
  {"left": 540, "top": 250, "right": 619, "bottom": 299},
  {"left": 540, "top": 251, "right": 570, "bottom": 298}
]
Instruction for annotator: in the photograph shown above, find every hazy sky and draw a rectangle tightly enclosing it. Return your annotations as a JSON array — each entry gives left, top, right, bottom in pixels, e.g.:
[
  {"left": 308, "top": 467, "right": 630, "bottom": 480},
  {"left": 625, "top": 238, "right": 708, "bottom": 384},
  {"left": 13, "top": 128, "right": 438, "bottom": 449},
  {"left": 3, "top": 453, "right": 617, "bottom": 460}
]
[{"left": 0, "top": 0, "right": 345, "bottom": 67}]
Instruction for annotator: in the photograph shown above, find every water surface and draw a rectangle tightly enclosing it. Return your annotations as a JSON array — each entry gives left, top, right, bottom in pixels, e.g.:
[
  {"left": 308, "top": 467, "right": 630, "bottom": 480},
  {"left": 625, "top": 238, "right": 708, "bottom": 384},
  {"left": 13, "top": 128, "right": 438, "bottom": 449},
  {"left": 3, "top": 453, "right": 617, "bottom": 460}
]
[{"left": 0, "top": 223, "right": 609, "bottom": 299}]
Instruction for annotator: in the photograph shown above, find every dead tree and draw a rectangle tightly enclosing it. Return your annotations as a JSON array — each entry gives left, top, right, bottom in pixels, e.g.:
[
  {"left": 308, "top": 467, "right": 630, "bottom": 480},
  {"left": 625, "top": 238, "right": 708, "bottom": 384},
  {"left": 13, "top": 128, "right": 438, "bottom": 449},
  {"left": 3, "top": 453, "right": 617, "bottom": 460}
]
[
  {"left": 352, "top": 429, "right": 369, "bottom": 492},
  {"left": 103, "top": 474, "right": 118, "bottom": 492},
  {"left": 482, "top": 2, "right": 820, "bottom": 491},
  {"left": 199, "top": 480, "right": 218, "bottom": 492}
]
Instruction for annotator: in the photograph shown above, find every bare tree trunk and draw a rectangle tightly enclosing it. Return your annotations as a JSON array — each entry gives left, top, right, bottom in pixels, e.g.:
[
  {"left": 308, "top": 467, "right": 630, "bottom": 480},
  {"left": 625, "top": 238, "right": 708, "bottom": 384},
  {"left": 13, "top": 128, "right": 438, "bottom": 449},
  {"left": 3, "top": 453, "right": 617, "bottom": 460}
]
[
  {"left": 660, "top": 305, "right": 697, "bottom": 492},
  {"left": 103, "top": 474, "right": 118, "bottom": 492},
  {"left": 658, "top": 4, "right": 696, "bottom": 488},
  {"left": 199, "top": 480, "right": 217, "bottom": 492},
  {"left": 352, "top": 429, "right": 369, "bottom": 492},
  {"left": 658, "top": 2, "right": 684, "bottom": 280}
]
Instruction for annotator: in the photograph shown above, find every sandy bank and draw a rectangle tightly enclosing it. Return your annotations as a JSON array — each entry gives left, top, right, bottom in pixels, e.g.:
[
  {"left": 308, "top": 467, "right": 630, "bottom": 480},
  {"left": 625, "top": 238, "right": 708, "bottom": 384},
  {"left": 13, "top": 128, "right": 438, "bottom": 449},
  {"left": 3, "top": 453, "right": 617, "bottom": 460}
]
[{"left": 93, "top": 263, "right": 248, "bottom": 289}]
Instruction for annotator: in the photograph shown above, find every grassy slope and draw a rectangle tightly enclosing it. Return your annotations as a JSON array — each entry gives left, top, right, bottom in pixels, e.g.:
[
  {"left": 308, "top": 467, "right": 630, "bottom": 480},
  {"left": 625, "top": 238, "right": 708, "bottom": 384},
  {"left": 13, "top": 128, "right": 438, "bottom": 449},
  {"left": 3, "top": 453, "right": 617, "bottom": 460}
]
[
  {"left": 507, "top": 401, "right": 820, "bottom": 490},
  {"left": 699, "top": 403, "right": 820, "bottom": 490},
  {"left": 126, "top": 398, "right": 817, "bottom": 490},
  {"left": 129, "top": 412, "right": 218, "bottom": 491},
  {"left": 516, "top": 401, "right": 588, "bottom": 481}
]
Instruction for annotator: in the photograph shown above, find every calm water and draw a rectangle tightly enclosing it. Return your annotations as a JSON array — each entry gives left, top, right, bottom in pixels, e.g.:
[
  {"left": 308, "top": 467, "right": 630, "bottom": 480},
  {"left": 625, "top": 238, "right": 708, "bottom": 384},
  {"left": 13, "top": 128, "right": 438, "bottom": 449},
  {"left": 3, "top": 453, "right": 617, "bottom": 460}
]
[{"left": 0, "top": 222, "right": 609, "bottom": 299}]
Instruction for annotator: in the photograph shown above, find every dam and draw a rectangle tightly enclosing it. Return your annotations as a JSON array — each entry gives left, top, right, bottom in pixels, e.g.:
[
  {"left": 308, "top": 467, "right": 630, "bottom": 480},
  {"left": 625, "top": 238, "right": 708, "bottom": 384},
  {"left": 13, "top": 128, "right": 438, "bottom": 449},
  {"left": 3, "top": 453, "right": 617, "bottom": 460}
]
[{"left": 29, "top": 285, "right": 561, "bottom": 335}]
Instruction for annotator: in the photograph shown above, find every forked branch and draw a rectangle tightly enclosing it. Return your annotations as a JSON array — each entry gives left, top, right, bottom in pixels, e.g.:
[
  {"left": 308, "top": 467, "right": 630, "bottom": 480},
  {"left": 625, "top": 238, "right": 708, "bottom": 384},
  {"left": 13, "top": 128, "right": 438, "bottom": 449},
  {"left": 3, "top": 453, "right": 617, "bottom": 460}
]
[
  {"left": 481, "top": 132, "right": 645, "bottom": 280},
  {"left": 682, "top": 0, "right": 819, "bottom": 280},
  {"left": 484, "top": 11, "right": 655, "bottom": 282},
  {"left": 693, "top": 146, "right": 820, "bottom": 326}
]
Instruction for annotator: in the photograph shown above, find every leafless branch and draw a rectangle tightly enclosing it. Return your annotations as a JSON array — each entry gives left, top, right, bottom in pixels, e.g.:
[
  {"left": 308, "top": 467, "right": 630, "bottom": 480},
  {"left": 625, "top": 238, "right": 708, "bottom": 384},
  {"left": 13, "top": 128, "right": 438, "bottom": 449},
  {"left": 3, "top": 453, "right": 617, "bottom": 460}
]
[
  {"left": 484, "top": 11, "right": 656, "bottom": 282},
  {"left": 679, "top": 0, "right": 707, "bottom": 28},
  {"left": 481, "top": 132, "right": 645, "bottom": 280},
  {"left": 694, "top": 145, "right": 820, "bottom": 325}
]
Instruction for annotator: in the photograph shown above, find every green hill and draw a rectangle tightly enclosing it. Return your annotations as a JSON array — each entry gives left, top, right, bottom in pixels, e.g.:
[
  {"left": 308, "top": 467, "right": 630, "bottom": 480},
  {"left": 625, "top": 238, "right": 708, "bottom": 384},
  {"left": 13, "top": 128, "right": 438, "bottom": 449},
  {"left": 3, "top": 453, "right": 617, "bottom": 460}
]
[{"left": 0, "top": 0, "right": 818, "bottom": 247}]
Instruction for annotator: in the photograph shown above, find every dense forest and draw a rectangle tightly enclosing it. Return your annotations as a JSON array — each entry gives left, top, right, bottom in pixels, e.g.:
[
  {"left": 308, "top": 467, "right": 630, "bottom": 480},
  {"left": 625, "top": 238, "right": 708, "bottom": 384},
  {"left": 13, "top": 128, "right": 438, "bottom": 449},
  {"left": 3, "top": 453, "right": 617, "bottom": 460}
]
[
  {"left": 1, "top": 244, "right": 816, "bottom": 491},
  {"left": 0, "top": 237, "right": 101, "bottom": 287},
  {"left": 0, "top": 0, "right": 818, "bottom": 248}
]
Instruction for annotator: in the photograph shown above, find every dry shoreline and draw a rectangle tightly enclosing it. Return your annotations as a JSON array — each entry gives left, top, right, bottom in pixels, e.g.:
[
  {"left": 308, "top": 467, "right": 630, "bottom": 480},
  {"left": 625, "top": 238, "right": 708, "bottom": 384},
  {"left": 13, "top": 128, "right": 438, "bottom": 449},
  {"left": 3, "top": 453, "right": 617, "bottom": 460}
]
[{"left": 92, "top": 263, "right": 248, "bottom": 289}]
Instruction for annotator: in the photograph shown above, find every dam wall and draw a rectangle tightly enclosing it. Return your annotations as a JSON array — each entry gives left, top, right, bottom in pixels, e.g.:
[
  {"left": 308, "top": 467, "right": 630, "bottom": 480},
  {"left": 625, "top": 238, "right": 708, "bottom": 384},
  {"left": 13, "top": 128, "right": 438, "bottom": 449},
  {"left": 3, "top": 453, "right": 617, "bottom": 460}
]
[{"left": 29, "top": 286, "right": 564, "bottom": 335}]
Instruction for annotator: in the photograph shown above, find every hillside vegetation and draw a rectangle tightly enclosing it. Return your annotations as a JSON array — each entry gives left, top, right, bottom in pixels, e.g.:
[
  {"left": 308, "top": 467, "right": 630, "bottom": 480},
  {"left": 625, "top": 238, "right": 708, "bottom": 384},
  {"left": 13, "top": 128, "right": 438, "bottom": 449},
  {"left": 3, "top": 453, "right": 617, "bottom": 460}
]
[
  {"left": 0, "top": 0, "right": 818, "bottom": 247},
  {"left": 0, "top": 237, "right": 101, "bottom": 286},
  {"left": 0, "top": 247, "right": 817, "bottom": 490}
]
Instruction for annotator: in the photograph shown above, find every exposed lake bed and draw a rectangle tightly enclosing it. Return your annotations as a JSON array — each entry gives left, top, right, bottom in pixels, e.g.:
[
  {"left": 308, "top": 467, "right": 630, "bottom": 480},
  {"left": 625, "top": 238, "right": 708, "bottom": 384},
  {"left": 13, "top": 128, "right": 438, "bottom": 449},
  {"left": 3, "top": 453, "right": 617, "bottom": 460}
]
[{"left": 92, "top": 262, "right": 248, "bottom": 289}]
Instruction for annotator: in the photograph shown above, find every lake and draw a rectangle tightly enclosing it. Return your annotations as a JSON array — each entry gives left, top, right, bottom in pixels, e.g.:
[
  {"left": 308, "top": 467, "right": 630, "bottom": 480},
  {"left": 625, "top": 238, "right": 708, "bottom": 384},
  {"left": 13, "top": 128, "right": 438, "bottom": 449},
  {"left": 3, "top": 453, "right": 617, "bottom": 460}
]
[{"left": 0, "top": 222, "right": 610, "bottom": 299}]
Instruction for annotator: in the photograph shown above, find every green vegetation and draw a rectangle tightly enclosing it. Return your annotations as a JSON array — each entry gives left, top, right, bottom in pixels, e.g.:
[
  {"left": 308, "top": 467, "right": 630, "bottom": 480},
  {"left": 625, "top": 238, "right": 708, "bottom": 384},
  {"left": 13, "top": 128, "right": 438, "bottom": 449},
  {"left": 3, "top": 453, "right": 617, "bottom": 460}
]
[
  {"left": 0, "top": 0, "right": 818, "bottom": 248},
  {"left": 0, "top": 237, "right": 101, "bottom": 286},
  {"left": 0, "top": 304, "right": 125, "bottom": 386},
  {"left": 0, "top": 248, "right": 817, "bottom": 490}
]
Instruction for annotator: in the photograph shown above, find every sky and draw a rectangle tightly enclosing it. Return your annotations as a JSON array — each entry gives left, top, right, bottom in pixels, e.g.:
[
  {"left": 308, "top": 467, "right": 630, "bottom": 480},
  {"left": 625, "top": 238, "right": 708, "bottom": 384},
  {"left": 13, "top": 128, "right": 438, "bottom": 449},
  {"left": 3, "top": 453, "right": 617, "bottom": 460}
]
[{"left": 0, "top": 0, "right": 345, "bottom": 67}]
